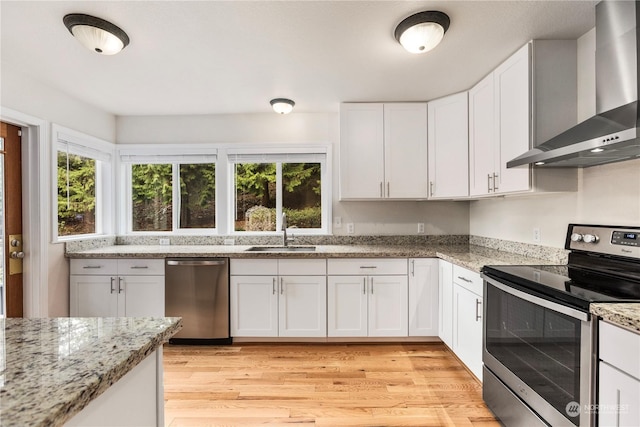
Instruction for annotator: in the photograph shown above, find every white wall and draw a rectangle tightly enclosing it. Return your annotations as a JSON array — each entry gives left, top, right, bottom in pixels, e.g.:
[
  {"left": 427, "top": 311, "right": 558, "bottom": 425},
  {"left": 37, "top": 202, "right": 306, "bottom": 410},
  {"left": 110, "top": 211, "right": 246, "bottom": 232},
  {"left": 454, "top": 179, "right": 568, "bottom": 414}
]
[
  {"left": 1, "top": 70, "right": 116, "bottom": 316},
  {"left": 116, "top": 113, "right": 470, "bottom": 236},
  {"left": 469, "top": 28, "right": 640, "bottom": 248}
]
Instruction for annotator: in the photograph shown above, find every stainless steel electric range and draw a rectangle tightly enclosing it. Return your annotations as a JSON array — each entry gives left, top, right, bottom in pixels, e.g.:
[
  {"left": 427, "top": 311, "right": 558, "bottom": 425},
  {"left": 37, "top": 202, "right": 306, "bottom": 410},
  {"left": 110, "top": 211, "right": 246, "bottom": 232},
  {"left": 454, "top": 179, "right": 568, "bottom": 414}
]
[{"left": 481, "top": 224, "right": 640, "bottom": 427}]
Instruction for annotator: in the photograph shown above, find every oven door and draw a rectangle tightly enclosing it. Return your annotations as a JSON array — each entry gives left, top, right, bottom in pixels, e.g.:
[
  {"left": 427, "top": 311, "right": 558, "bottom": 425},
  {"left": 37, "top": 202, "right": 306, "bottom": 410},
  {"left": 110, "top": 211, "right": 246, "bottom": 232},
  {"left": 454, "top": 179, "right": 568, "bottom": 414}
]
[{"left": 482, "top": 275, "right": 594, "bottom": 427}]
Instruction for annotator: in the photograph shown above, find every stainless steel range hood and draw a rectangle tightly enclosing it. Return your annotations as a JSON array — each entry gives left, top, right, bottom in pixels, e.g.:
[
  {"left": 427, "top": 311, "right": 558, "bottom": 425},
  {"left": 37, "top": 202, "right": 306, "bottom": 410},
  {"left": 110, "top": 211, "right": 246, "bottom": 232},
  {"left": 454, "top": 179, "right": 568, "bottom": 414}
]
[{"left": 508, "top": 0, "right": 640, "bottom": 168}]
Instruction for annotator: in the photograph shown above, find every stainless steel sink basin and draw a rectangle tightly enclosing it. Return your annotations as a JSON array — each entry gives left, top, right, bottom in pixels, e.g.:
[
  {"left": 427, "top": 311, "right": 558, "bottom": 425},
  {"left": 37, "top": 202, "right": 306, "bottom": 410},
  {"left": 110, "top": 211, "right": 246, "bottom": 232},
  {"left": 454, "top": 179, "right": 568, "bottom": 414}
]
[{"left": 246, "top": 246, "right": 316, "bottom": 252}]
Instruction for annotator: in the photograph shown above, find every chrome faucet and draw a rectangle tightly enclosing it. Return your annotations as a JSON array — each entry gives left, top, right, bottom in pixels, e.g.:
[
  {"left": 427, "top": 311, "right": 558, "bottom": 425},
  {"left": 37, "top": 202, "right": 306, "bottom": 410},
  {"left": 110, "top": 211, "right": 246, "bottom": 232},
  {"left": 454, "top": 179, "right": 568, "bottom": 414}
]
[{"left": 282, "top": 212, "right": 289, "bottom": 247}]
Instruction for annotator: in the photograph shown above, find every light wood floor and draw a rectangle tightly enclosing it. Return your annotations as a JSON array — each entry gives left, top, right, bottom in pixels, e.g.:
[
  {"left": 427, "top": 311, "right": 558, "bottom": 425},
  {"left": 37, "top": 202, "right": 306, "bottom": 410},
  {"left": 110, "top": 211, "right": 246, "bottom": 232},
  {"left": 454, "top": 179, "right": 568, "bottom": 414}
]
[{"left": 163, "top": 343, "right": 500, "bottom": 427}]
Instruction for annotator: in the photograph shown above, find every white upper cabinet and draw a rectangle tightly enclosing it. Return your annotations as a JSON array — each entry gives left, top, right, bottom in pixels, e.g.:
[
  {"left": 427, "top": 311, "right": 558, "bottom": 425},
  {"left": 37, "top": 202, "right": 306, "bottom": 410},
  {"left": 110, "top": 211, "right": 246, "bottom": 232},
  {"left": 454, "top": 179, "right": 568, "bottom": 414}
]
[
  {"left": 469, "top": 41, "right": 578, "bottom": 197},
  {"left": 427, "top": 92, "right": 469, "bottom": 199},
  {"left": 469, "top": 73, "right": 496, "bottom": 196},
  {"left": 494, "top": 43, "right": 531, "bottom": 194},
  {"left": 339, "top": 103, "right": 385, "bottom": 199},
  {"left": 340, "top": 103, "right": 428, "bottom": 200}
]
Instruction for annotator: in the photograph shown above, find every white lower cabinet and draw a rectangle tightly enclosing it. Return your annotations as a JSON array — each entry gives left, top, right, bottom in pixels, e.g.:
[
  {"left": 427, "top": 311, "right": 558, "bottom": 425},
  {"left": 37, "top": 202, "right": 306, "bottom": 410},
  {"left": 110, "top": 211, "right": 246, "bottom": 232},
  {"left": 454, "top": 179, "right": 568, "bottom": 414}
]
[
  {"left": 70, "top": 259, "right": 165, "bottom": 317},
  {"left": 598, "top": 321, "right": 640, "bottom": 427},
  {"left": 438, "top": 260, "right": 454, "bottom": 347},
  {"left": 408, "top": 258, "right": 439, "bottom": 336},
  {"left": 452, "top": 265, "right": 484, "bottom": 381},
  {"left": 327, "top": 258, "right": 408, "bottom": 338},
  {"left": 230, "top": 259, "right": 326, "bottom": 337}
]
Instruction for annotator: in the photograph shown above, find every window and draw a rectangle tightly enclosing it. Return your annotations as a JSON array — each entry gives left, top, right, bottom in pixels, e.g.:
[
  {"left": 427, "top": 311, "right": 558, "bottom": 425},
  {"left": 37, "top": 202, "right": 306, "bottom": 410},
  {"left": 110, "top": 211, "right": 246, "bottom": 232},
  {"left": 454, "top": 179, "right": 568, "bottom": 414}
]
[
  {"left": 54, "top": 125, "right": 113, "bottom": 241},
  {"left": 229, "top": 151, "right": 327, "bottom": 234},
  {"left": 120, "top": 147, "right": 217, "bottom": 233}
]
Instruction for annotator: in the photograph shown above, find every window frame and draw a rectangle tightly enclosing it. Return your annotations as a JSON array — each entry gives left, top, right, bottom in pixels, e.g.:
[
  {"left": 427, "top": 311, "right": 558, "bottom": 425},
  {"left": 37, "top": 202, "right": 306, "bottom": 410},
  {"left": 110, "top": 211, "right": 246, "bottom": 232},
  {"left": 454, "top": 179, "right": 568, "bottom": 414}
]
[
  {"left": 51, "top": 125, "right": 114, "bottom": 243},
  {"left": 227, "top": 147, "right": 330, "bottom": 236},
  {"left": 119, "top": 145, "right": 219, "bottom": 235}
]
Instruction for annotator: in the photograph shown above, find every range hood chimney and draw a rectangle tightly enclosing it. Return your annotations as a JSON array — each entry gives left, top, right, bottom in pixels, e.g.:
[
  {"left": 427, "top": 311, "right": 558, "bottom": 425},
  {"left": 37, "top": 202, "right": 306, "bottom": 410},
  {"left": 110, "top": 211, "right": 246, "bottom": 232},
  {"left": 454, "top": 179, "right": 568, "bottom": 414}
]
[{"left": 508, "top": 0, "right": 640, "bottom": 168}]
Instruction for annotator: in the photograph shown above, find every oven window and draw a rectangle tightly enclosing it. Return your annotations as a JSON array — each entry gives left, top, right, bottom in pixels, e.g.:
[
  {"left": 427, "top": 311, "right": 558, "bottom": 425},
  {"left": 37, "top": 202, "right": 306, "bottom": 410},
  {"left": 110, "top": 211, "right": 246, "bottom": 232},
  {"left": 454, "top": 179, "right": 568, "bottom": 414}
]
[{"left": 485, "top": 284, "right": 581, "bottom": 426}]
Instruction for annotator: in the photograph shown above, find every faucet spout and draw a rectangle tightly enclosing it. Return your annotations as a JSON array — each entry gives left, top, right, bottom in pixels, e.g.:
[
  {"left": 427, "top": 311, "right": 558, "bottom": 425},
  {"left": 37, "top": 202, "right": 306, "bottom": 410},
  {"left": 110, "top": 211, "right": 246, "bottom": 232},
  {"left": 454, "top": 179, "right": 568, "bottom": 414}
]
[{"left": 282, "top": 213, "right": 288, "bottom": 247}]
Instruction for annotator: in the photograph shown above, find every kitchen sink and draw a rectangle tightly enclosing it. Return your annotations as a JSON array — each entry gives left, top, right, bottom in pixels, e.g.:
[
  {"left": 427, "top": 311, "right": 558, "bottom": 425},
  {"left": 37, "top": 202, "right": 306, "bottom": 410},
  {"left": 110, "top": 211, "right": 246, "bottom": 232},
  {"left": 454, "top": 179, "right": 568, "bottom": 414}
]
[{"left": 246, "top": 246, "right": 316, "bottom": 252}]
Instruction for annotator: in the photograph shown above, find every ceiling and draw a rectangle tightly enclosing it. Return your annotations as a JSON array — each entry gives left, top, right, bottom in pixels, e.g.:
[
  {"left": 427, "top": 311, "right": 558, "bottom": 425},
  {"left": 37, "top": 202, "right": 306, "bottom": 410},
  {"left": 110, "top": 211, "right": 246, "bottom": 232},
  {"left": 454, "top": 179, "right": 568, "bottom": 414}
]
[{"left": 0, "top": 1, "right": 597, "bottom": 117}]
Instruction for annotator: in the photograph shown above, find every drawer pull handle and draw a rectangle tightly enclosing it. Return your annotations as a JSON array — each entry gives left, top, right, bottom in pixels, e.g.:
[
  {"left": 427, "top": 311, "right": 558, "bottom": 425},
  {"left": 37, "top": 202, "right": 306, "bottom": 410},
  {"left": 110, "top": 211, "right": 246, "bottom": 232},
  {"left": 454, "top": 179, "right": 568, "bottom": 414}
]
[
  {"left": 457, "top": 276, "right": 473, "bottom": 283},
  {"left": 363, "top": 278, "right": 366, "bottom": 294},
  {"left": 272, "top": 278, "right": 276, "bottom": 295},
  {"left": 118, "top": 277, "right": 124, "bottom": 294},
  {"left": 359, "top": 266, "right": 377, "bottom": 269},
  {"left": 83, "top": 265, "right": 102, "bottom": 269},
  {"left": 110, "top": 277, "right": 115, "bottom": 294},
  {"left": 130, "top": 266, "right": 149, "bottom": 269}
]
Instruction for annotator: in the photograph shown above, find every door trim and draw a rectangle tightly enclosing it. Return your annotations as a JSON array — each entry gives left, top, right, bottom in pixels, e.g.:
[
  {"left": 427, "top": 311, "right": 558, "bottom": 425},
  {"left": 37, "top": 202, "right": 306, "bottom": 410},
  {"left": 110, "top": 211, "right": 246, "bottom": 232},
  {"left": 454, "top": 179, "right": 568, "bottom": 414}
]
[{"left": 1, "top": 106, "right": 49, "bottom": 317}]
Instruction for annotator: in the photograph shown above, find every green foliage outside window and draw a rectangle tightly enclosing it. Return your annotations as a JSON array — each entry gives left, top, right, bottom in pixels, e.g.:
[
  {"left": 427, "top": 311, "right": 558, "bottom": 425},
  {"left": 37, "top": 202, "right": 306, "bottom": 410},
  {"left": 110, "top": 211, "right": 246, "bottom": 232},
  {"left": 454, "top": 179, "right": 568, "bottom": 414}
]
[{"left": 57, "top": 152, "right": 96, "bottom": 236}]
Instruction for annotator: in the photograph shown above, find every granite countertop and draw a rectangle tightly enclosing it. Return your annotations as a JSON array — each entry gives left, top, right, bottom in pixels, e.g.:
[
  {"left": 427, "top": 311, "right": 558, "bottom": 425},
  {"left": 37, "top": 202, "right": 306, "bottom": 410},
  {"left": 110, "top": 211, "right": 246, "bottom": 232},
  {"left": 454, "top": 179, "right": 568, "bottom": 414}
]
[
  {"left": 0, "top": 317, "right": 182, "bottom": 427},
  {"left": 66, "top": 243, "right": 561, "bottom": 272},
  {"left": 591, "top": 303, "right": 640, "bottom": 333}
]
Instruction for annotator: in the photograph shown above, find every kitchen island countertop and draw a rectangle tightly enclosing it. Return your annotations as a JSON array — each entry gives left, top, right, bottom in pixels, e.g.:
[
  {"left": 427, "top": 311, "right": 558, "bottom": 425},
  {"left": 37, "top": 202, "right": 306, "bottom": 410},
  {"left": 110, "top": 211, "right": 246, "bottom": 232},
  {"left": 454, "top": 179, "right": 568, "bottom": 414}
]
[{"left": 0, "top": 317, "right": 182, "bottom": 427}]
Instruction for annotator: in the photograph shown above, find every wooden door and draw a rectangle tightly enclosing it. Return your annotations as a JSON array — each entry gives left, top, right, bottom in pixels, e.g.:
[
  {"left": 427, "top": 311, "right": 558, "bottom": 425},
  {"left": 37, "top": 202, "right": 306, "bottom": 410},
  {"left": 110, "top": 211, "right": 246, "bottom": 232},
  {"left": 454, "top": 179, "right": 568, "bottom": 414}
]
[{"left": 1, "top": 121, "right": 23, "bottom": 317}]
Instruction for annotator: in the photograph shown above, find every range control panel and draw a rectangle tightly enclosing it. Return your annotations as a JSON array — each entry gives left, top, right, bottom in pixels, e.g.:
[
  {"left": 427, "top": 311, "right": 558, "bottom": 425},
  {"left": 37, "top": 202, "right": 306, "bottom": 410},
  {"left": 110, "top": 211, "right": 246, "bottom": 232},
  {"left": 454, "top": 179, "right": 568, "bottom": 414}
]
[
  {"left": 566, "top": 224, "right": 640, "bottom": 259},
  {"left": 611, "top": 231, "right": 640, "bottom": 247}
]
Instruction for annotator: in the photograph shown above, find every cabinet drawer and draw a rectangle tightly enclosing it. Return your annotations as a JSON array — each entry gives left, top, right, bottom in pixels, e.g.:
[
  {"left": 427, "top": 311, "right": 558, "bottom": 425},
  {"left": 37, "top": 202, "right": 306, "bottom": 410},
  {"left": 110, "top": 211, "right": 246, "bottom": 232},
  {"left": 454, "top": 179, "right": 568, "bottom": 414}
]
[
  {"left": 70, "top": 259, "right": 118, "bottom": 275},
  {"left": 231, "top": 259, "right": 278, "bottom": 276},
  {"left": 327, "top": 258, "right": 408, "bottom": 275},
  {"left": 600, "top": 320, "right": 640, "bottom": 379},
  {"left": 278, "top": 259, "right": 326, "bottom": 275},
  {"left": 452, "top": 265, "right": 482, "bottom": 296},
  {"left": 118, "top": 259, "right": 165, "bottom": 276}
]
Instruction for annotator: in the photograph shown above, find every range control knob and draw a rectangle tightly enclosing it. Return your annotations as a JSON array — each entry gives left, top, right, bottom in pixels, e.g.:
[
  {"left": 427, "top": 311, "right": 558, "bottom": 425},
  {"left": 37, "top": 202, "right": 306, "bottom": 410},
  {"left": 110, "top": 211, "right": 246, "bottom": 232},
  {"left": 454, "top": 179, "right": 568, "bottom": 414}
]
[
  {"left": 570, "top": 233, "right": 583, "bottom": 242},
  {"left": 583, "top": 234, "right": 599, "bottom": 244}
]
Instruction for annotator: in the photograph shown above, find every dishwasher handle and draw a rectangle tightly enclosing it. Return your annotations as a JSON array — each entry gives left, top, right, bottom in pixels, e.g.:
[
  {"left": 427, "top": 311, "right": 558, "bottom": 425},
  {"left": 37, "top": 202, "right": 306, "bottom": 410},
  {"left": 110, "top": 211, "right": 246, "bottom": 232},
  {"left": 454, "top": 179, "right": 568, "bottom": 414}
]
[{"left": 166, "top": 259, "right": 227, "bottom": 266}]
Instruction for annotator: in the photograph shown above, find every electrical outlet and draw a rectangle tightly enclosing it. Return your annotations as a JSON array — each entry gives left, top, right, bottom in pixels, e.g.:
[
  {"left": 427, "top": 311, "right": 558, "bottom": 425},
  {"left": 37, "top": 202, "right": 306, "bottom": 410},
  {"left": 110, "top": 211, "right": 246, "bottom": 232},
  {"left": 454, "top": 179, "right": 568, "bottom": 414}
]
[
  {"left": 418, "top": 223, "right": 425, "bottom": 234},
  {"left": 533, "top": 228, "right": 541, "bottom": 243},
  {"left": 334, "top": 216, "right": 342, "bottom": 228},
  {"left": 347, "top": 223, "right": 355, "bottom": 234},
  {"left": 223, "top": 239, "right": 235, "bottom": 246},
  {"left": 159, "top": 238, "right": 170, "bottom": 245}
]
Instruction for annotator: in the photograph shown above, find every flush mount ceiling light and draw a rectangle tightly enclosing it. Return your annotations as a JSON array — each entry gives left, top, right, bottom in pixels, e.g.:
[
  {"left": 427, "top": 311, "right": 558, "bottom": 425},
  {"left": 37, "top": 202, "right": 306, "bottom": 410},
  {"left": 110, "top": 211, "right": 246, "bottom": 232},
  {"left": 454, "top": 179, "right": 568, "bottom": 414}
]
[
  {"left": 394, "top": 11, "right": 450, "bottom": 54},
  {"left": 270, "top": 98, "right": 295, "bottom": 114},
  {"left": 63, "top": 13, "right": 130, "bottom": 55}
]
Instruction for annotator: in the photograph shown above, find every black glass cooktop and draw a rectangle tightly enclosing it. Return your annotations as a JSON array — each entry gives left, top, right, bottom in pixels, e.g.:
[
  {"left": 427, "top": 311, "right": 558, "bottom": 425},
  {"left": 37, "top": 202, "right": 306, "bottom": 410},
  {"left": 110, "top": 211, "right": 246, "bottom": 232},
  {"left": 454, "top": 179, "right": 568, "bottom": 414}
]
[{"left": 482, "top": 253, "right": 640, "bottom": 311}]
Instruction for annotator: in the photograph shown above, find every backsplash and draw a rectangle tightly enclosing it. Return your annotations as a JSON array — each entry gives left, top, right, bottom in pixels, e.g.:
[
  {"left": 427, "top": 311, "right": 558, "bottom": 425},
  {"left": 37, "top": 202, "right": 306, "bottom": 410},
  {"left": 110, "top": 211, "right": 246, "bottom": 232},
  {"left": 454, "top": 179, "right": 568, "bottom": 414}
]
[
  {"left": 470, "top": 235, "right": 568, "bottom": 264},
  {"left": 64, "top": 236, "right": 116, "bottom": 253},
  {"left": 115, "top": 234, "right": 470, "bottom": 246}
]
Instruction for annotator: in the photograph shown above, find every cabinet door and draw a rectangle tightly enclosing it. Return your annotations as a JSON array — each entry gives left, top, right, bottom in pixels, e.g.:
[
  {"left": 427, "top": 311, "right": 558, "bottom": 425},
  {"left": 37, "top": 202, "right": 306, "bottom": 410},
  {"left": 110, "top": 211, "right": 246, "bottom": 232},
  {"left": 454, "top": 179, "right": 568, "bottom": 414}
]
[
  {"left": 339, "top": 103, "right": 385, "bottom": 199},
  {"left": 469, "top": 73, "right": 496, "bottom": 197},
  {"left": 278, "top": 276, "right": 327, "bottom": 337},
  {"left": 368, "top": 275, "right": 408, "bottom": 337},
  {"left": 427, "top": 93, "right": 469, "bottom": 199},
  {"left": 121, "top": 275, "right": 165, "bottom": 317},
  {"left": 383, "top": 103, "right": 428, "bottom": 199},
  {"left": 438, "top": 261, "right": 454, "bottom": 347},
  {"left": 599, "top": 362, "right": 640, "bottom": 427},
  {"left": 495, "top": 43, "right": 531, "bottom": 194},
  {"left": 327, "top": 276, "right": 368, "bottom": 337},
  {"left": 453, "top": 284, "right": 483, "bottom": 380},
  {"left": 70, "top": 275, "right": 118, "bottom": 317},
  {"left": 230, "top": 276, "right": 278, "bottom": 337},
  {"left": 408, "top": 259, "right": 439, "bottom": 336}
]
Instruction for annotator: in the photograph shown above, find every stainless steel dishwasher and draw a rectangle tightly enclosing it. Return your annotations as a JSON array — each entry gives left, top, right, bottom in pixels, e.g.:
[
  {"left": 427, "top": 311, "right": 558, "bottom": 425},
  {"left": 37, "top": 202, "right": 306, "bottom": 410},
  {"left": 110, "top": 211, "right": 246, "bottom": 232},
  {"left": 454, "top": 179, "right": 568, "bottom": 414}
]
[{"left": 165, "top": 258, "right": 231, "bottom": 344}]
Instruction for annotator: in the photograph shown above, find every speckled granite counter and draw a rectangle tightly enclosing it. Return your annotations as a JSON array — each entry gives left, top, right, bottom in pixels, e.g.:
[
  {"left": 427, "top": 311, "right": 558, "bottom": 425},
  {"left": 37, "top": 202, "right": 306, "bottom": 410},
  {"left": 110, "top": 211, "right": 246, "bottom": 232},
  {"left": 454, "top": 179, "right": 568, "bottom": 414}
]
[
  {"left": 66, "top": 243, "right": 562, "bottom": 272},
  {"left": 0, "top": 317, "right": 182, "bottom": 427},
  {"left": 591, "top": 303, "right": 640, "bottom": 333}
]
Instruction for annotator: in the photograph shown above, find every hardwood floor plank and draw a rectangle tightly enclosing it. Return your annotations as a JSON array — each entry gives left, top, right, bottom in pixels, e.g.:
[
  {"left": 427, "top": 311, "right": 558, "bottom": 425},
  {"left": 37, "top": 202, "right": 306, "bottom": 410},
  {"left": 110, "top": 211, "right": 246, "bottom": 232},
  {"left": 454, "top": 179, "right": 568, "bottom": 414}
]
[{"left": 163, "top": 343, "right": 498, "bottom": 426}]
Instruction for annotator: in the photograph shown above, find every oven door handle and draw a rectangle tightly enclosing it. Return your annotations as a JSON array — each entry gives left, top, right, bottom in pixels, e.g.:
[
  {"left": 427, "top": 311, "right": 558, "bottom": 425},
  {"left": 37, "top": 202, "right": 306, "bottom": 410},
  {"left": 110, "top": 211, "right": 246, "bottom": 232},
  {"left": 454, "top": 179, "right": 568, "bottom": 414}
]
[{"left": 483, "top": 276, "right": 590, "bottom": 322}]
